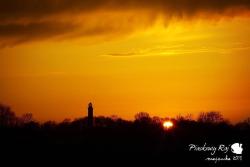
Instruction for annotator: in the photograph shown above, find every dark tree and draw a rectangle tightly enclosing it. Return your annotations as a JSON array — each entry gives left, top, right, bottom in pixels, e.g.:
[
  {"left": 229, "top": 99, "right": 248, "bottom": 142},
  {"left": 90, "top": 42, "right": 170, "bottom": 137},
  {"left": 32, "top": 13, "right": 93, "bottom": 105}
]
[
  {"left": 134, "top": 112, "right": 152, "bottom": 125},
  {"left": 135, "top": 112, "right": 150, "bottom": 121},
  {"left": 0, "top": 104, "right": 17, "bottom": 127},
  {"left": 20, "top": 113, "right": 33, "bottom": 124},
  {"left": 198, "top": 111, "right": 224, "bottom": 123}
]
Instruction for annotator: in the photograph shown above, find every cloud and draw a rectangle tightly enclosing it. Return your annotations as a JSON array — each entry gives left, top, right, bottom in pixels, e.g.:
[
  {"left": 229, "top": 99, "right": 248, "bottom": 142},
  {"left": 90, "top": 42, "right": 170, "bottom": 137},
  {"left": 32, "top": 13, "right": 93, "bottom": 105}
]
[
  {"left": 102, "top": 42, "right": 250, "bottom": 57},
  {"left": 0, "top": 0, "right": 250, "bottom": 46},
  {"left": 0, "top": 21, "right": 78, "bottom": 47},
  {"left": 102, "top": 45, "right": 213, "bottom": 57},
  {"left": 1, "top": 0, "right": 249, "bottom": 20}
]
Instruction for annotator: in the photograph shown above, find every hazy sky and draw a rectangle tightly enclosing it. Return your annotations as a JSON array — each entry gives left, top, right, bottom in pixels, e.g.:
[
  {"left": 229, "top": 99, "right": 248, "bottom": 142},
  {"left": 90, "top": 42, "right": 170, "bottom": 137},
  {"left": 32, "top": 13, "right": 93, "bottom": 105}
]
[{"left": 0, "top": 0, "right": 250, "bottom": 122}]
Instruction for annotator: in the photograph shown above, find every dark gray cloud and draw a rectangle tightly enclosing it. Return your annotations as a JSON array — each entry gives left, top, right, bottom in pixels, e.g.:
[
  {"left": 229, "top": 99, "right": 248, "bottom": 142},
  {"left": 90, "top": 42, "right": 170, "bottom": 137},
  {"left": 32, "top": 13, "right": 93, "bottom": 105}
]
[
  {"left": 0, "top": 0, "right": 250, "bottom": 46},
  {"left": 0, "top": 21, "right": 78, "bottom": 47},
  {"left": 1, "top": 0, "right": 249, "bottom": 20}
]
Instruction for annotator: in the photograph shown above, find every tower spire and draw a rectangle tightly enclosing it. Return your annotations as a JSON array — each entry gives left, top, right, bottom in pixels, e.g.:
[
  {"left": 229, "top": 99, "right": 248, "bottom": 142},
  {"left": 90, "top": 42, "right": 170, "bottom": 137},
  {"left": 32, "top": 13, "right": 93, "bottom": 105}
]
[{"left": 87, "top": 102, "right": 93, "bottom": 127}]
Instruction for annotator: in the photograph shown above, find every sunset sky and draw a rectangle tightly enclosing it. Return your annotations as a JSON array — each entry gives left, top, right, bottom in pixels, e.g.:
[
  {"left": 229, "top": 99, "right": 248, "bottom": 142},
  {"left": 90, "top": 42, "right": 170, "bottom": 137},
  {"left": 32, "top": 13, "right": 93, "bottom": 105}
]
[{"left": 0, "top": 0, "right": 250, "bottom": 122}]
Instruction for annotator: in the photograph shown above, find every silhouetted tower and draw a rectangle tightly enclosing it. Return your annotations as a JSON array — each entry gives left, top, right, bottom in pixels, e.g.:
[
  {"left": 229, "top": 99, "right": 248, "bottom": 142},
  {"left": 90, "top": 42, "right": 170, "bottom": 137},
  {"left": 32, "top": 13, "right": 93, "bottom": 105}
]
[{"left": 88, "top": 102, "right": 93, "bottom": 127}]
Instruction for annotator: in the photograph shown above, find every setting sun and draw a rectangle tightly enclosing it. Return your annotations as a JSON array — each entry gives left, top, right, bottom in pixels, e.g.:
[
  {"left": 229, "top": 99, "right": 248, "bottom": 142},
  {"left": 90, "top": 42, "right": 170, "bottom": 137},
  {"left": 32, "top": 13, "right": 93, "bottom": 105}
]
[{"left": 163, "top": 121, "right": 174, "bottom": 129}]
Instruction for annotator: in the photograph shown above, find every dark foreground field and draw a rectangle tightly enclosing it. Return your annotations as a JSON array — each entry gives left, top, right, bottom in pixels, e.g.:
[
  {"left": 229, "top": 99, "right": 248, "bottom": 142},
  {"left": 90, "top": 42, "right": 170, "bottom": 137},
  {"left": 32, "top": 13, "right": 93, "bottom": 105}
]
[{"left": 0, "top": 106, "right": 249, "bottom": 166}]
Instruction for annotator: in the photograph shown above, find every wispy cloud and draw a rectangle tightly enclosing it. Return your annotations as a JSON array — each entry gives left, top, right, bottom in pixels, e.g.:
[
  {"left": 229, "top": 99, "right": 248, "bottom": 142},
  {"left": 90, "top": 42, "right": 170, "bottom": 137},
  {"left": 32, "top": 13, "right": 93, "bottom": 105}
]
[{"left": 102, "top": 43, "right": 250, "bottom": 57}]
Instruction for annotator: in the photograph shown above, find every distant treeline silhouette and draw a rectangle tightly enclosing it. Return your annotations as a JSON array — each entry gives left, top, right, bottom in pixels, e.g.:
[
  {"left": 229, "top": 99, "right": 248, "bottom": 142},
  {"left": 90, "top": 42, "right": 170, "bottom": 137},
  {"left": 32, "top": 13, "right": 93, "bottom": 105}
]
[
  {"left": 1, "top": 103, "right": 249, "bottom": 129},
  {"left": 0, "top": 103, "right": 249, "bottom": 165}
]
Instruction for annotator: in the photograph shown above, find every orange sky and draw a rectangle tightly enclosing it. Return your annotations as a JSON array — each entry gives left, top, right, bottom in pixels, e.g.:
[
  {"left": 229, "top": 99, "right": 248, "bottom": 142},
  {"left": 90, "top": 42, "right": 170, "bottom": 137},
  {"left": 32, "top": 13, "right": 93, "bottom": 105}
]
[{"left": 0, "top": 1, "right": 250, "bottom": 122}]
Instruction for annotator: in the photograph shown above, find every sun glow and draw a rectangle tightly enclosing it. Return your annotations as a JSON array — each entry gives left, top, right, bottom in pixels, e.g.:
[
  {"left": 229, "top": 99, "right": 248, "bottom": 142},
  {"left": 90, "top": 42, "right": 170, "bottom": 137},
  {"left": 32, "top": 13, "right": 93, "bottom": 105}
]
[{"left": 163, "top": 121, "right": 174, "bottom": 129}]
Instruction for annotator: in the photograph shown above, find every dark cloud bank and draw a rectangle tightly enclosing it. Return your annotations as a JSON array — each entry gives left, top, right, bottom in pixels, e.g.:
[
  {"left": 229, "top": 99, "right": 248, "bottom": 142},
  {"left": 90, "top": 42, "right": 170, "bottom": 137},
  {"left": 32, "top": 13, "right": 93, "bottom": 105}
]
[{"left": 0, "top": 0, "right": 250, "bottom": 46}]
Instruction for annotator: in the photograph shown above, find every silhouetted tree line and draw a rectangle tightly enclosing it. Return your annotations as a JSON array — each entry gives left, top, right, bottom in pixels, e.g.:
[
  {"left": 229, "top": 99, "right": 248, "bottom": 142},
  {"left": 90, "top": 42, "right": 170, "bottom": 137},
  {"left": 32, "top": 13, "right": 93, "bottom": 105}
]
[
  {"left": 1, "top": 103, "right": 250, "bottom": 134},
  {"left": 1, "top": 103, "right": 249, "bottom": 132},
  {"left": 0, "top": 103, "right": 249, "bottom": 165},
  {"left": 0, "top": 104, "right": 34, "bottom": 127}
]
